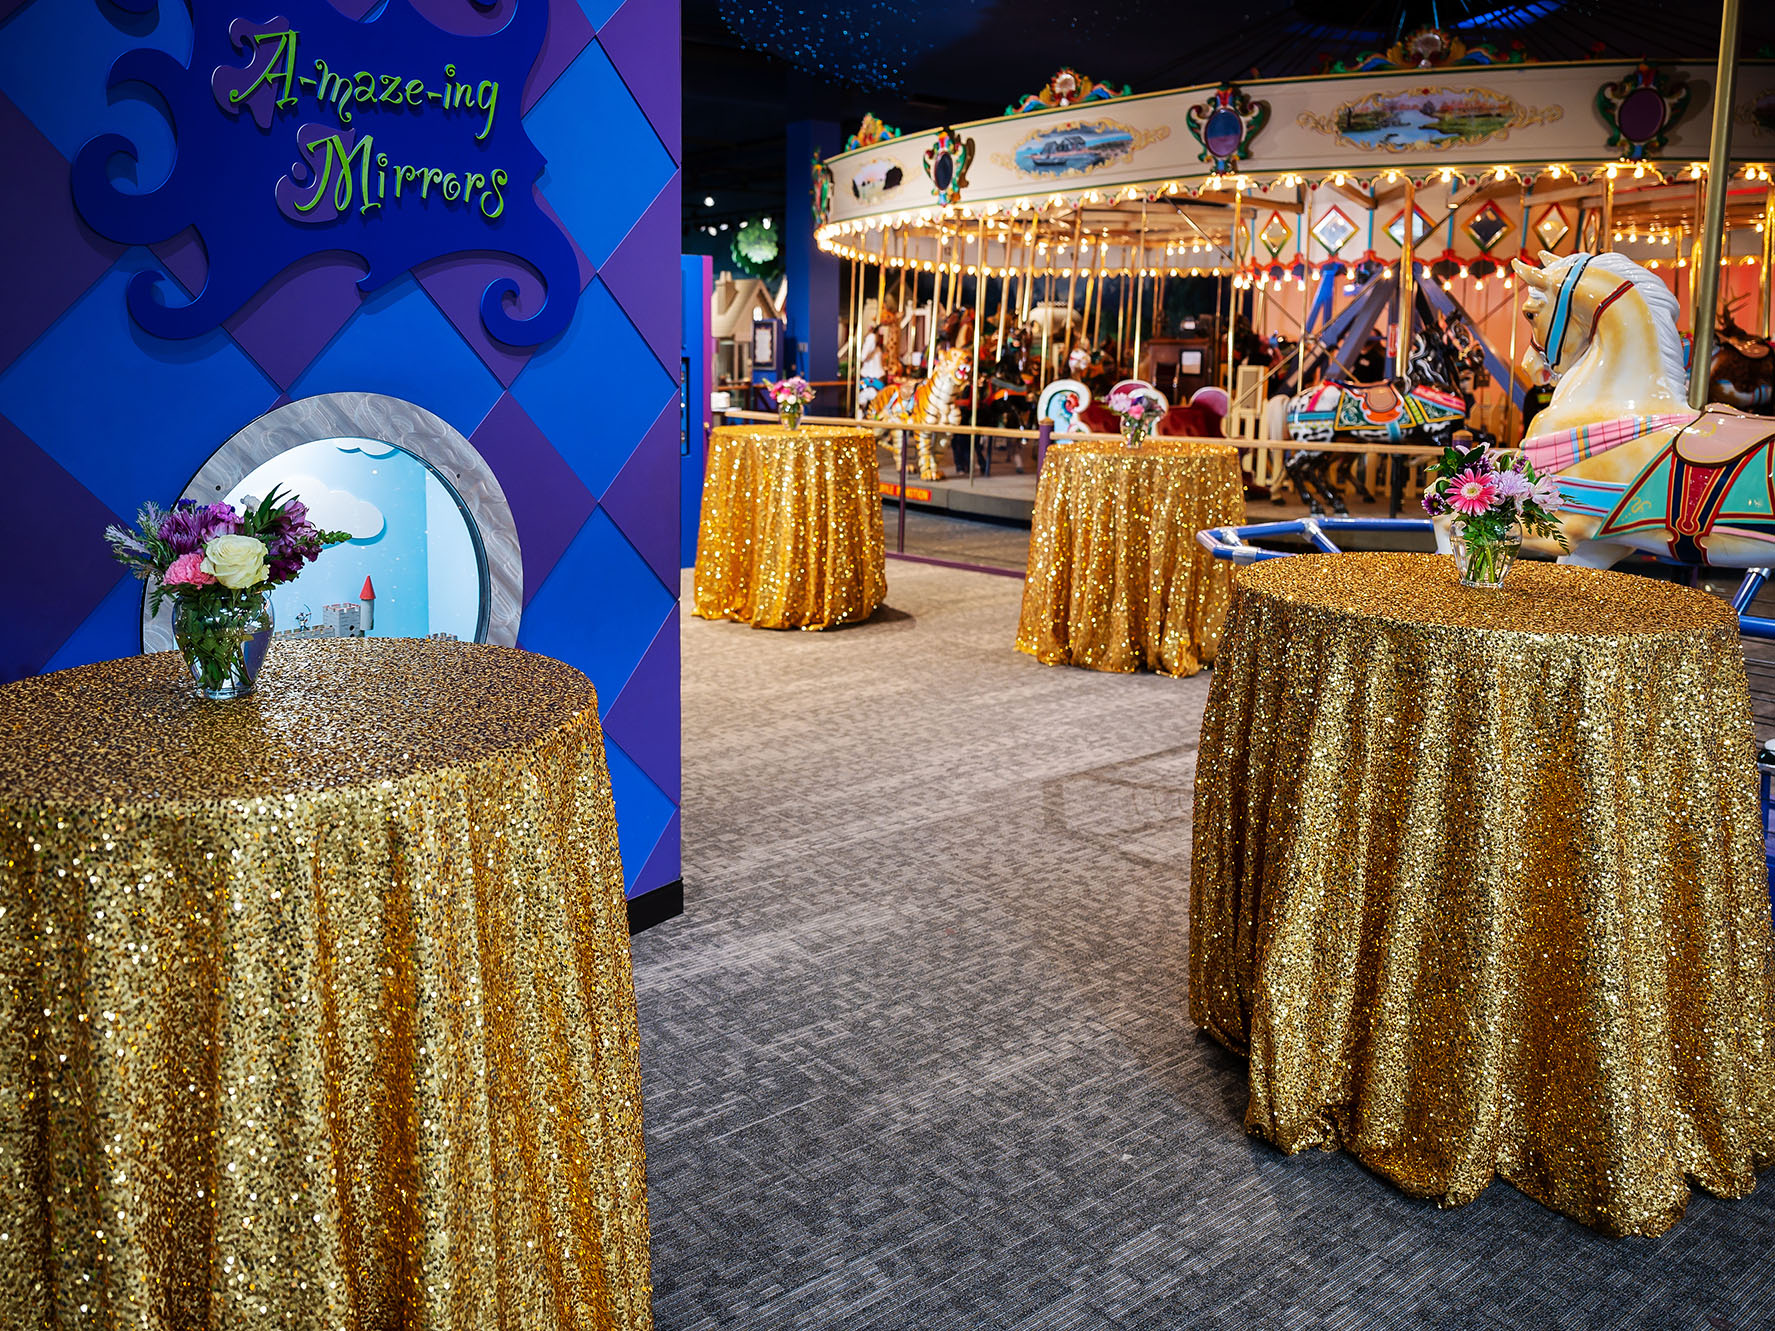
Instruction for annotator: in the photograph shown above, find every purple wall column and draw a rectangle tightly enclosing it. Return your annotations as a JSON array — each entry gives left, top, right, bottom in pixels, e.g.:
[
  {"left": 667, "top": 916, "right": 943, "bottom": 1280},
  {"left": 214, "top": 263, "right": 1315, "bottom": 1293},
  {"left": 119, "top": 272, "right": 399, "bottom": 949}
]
[{"left": 784, "top": 120, "right": 840, "bottom": 386}]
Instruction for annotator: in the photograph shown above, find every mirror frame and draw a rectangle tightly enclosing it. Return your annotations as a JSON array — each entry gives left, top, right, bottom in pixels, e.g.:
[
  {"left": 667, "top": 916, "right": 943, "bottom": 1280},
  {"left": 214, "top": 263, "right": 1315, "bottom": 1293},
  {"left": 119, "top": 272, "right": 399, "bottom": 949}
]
[{"left": 140, "top": 392, "right": 522, "bottom": 651}]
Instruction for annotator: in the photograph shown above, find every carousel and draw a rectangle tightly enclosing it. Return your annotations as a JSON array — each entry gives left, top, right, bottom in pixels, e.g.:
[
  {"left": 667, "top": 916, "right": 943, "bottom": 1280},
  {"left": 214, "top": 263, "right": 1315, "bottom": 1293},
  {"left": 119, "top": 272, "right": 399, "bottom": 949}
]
[{"left": 816, "top": 36, "right": 1775, "bottom": 505}]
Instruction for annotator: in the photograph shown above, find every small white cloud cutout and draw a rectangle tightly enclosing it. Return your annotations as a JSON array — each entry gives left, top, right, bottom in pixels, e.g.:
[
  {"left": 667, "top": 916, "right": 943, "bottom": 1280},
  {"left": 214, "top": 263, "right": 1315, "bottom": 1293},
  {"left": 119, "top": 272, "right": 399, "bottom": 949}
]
[
  {"left": 277, "top": 473, "right": 386, "bottom": 540},
  {"left": 334, "top": 440, "right": 401, "bottom": 459}
]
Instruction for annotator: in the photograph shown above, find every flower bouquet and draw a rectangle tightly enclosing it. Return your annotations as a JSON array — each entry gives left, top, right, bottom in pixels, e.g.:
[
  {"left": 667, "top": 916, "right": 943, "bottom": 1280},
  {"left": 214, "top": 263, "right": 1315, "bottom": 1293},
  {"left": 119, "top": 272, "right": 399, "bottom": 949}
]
[
  {"left": 1106, "top": 386, "right": 1164, "bottom": 449},
  {"left": 1421, "top": 439, "right": 1566, "bottom": 588},
  {"left": 106, "top": 487, "right": 351, "bottom": 699},
  {"left": 771, "top": 376, "right": 815, "bottom": 429}
]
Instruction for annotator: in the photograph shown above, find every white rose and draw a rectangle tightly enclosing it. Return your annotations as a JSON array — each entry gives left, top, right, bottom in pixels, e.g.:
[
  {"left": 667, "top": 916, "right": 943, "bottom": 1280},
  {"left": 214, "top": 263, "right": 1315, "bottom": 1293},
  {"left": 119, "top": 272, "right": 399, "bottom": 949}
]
[{"left": 201, "top": 534, "right": 270, "bottom": 590}]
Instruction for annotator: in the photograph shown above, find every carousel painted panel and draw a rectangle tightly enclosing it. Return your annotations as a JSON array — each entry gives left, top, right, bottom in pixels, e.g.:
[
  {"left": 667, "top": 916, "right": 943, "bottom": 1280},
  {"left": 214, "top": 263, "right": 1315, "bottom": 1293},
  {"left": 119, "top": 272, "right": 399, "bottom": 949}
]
[
  {"left": 847, "top": 154, "right": 913, "bottom": 206},
  {"left": 820, "top": 61, "right": 1775, "bottom": 231}
]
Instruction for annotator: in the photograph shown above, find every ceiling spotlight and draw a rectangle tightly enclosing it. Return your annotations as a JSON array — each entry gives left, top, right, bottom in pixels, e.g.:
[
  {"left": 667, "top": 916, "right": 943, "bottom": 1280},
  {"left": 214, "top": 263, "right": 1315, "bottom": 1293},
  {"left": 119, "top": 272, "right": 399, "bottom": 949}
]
[
  {"left": 763, "top": 217, "right": 773, "bottom": 229},
  {"left": 703, "top": 196, "right": 715, "bottom": 207}
]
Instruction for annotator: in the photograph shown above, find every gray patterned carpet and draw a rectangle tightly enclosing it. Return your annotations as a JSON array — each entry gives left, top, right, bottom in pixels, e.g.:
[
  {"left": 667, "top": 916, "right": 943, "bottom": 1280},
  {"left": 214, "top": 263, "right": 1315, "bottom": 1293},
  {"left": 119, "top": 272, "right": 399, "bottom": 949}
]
[{"left": 631, "top": 557, "right": 1775, "bottom": 1330}]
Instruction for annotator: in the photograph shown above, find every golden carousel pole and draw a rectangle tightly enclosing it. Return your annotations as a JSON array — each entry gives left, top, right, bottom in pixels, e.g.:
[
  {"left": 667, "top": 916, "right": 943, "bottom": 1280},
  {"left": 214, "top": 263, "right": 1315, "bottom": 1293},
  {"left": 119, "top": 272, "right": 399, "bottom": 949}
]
[
  {"left": 1037, "top": 236, "right": 1053, "bottom": 382},
  {"left": 1079, "top": 238, "right": 1096, "bottom": 352},
  {"left": 1691, "top": 0, "right": 1743, "bottom": 410},
  {"left": 1296, "top": 182, "right": 1311, "bottom": 394},
  {"left": 997, "top": 225, "right": 1015, "bottom": 354},
  {"left": 1761, "top": 183, "right": 1774, "bottom": 338},
  {"left": 850, "top": 246, "right": 864, "bottom": 413},
  {"left": 1601, "top": 175, "right": 1615, "bottom": 248},
  {"left": 1506, "top": 184, "right": 1527, "bottom": 443},
  {"left": 1064, "top": 202, "right": 1085, "bottom": 369},
  {"left": 1088, "top": 232, "right": 1107, "bottom": 351},
  {"left": 1020, "top": 216, "right": 1039, "bottom": 324},
  {"left": 1226, "top": 184, "right": 1244, "bottom": 395},
  {"left": 969, "top": 214, "right": 987, "bottom": 478},
  {"left": 1397, "top": 176, "right": 1417, "bottom": 371},
  {"left": 1132, "top": 197, "right": 1150, "bottom": 379}
]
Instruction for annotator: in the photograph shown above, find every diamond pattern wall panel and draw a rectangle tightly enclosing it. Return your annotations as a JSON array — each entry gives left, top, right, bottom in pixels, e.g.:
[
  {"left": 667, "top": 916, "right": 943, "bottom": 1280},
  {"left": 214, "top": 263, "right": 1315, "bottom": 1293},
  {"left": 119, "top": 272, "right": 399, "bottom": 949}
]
[{"left": 0, "top": 0, "right": 683, "bottom": 900}]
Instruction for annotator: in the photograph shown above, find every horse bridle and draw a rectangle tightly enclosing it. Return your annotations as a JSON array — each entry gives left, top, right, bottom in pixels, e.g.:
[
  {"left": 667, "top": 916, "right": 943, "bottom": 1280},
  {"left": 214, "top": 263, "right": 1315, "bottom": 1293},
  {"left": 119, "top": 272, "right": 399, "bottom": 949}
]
[{"left": 1531, "top": 255, "right": 1634, "bottom": 372}]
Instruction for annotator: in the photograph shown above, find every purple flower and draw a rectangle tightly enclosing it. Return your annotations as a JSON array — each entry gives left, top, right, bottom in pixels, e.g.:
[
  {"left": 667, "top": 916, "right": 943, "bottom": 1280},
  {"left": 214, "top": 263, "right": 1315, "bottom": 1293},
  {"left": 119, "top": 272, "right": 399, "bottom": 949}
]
[
  {"left": 279, "top": 498, "right": 309, "bottom": 527},
  {"left": 158, "top": 501, "right": 241, "bottom": 555},
  {"left": 1529, "top": 474, "right": 1564, "bottom": 511},
  {"left": 1493, "top": 469, "right": 1535, "bottom": 503}
]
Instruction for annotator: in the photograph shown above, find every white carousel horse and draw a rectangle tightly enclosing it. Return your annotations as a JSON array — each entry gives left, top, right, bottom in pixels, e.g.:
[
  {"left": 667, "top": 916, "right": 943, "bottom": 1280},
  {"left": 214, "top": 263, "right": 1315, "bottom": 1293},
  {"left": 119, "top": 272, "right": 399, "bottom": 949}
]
[
  {"left": 1505, "top": 248, "right": 1775, "bottom": 568},
  {"left": 868, "top": 345, "right": 971, "bottom": 481}
]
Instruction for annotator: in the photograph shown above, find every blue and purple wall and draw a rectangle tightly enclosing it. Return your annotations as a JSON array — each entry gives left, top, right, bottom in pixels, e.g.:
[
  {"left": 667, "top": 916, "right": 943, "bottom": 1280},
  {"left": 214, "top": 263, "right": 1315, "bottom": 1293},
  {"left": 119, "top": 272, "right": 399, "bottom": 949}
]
[{"left": 0, "top": 0, "right": 683, "bottom": 919}]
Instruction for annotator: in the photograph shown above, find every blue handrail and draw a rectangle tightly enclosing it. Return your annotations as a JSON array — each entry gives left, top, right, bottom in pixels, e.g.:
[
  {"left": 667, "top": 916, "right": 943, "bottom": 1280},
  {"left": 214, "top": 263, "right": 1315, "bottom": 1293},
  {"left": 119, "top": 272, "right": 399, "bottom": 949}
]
[{"left": 1195, "top": 517, "right": 1775, "bottom": 640}]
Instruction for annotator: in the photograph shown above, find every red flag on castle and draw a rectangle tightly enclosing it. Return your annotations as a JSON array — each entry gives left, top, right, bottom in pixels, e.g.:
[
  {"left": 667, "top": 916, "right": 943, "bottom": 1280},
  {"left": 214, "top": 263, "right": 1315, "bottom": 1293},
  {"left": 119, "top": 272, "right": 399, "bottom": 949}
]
[{"left": 360, "top": 576, "right": 375, "bottom": 631}]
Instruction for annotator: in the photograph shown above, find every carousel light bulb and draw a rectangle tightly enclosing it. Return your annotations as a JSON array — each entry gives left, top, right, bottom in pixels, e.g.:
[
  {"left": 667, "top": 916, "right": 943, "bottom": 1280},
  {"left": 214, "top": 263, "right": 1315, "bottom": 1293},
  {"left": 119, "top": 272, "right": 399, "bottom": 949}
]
[
  {"left": 1634, "top": 164, "right": 1645, "bottom": 178},
  {"left": 1384, "top": 266, "right": 1394, "bottom": 278},
  {"left": 1607, "top": 164, "right": 1618, "bottom": 179},
  {"left": 1505, "top": 275, "right": 1514, "bottom": 289},
  {"left": 1495, "top": 166, "right": 1507, "bottom": 180},
  {"left": 1441, "top": 279, "right": 1452, "bottom": 290},
  {"left": 1386, "top": 170, "right": 1398, "bottom": 182},
  {"left": 1334, "top": 172, "right": 1346, "bottom": 186},
  {"left": 1440, "top": 167, "right": 1452, "bottom": 183},
  {"left": 1476, "top": 278, "right": 1485, "bottom": 290}
]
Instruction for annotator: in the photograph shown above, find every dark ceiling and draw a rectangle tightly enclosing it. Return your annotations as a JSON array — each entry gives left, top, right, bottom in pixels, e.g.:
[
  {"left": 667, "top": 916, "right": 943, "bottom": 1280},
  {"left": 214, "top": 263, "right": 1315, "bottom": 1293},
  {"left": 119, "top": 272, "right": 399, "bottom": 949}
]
[{"left": 683, "top": 0, "right": 1774, "bottom": 250}]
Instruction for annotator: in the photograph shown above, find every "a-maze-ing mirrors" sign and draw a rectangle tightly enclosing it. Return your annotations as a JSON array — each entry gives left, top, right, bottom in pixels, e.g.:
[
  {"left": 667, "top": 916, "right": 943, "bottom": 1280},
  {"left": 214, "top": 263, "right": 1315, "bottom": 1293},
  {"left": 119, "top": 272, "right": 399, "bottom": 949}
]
[{"left": 71, "top": 1, "right": 577, "bottom": 346}]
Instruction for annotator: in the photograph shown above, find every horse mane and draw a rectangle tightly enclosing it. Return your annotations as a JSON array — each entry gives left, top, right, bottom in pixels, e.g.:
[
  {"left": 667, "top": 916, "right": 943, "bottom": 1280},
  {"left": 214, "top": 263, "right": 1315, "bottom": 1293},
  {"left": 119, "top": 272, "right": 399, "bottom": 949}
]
[{"left": 1563, "top": 251, "right": 1687, "bottom": 390}]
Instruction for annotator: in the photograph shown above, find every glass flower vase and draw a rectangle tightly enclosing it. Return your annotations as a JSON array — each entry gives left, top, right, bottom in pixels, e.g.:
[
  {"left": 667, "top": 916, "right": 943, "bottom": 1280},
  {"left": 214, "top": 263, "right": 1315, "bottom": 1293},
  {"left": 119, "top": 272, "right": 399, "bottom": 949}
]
[
  {"left": 172, "top": 591, "right": 275, "bottom": 700},
  {"left": 1450, "top": 522, "right": 1523, "bottom": 590},
  {"left": 1121, "top": 421, "right": 1150, "bottom": 450},
  {"left": 778, "top": 404, "right": 804, "bottom": 430}
]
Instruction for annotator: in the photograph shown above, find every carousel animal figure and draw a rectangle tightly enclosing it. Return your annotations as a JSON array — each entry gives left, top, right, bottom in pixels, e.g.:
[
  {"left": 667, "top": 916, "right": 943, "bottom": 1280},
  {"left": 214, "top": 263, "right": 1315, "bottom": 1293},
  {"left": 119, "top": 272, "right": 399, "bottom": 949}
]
[
  {"left": 1710, "top": 299, "right": 1775, "bottom": 413},
  {"left": 868, "top": 344, "right": 972, "bottom": 480},
  {"left": 1284, "top": 306, "right": 1482, "bottom": 516},
  {"left": 1502, "top": 248, "right": 1775, "bottom": 568}
]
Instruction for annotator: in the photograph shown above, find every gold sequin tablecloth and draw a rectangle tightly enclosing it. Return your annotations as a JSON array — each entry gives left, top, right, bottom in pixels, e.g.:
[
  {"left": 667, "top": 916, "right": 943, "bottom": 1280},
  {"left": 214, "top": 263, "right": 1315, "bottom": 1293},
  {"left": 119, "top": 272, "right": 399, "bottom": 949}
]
[
  {"left": 1015, "top": 439, "right": 1244, "bottom": 676},
  {"left": 1189, "top": 553, "right": 1775, "bottom": 1237},
  {"left": 0, "top": 640, "right": 651, "bottom": 1327},
  {"left": 693, "top": 423, "right": 886, "bottom": 630}
]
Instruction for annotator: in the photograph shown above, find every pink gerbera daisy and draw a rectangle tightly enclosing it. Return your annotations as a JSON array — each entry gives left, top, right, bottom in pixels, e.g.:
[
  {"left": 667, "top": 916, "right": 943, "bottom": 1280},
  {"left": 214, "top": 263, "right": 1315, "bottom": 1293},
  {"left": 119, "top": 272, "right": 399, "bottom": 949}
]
[{"left": 1448, "top": 468, "right": 1499, "bottom": 516}]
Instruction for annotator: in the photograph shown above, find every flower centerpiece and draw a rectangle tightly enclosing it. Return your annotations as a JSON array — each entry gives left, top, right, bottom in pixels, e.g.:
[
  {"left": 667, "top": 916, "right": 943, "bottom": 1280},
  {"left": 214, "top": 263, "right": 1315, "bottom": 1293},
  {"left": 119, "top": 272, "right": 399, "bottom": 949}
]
[
  {"left": 1106, "top": 385, "right": 1164, "bottom": 449},
  {"left": 106, "top": 487, "right": 351, "bottom": 699},
  {"left": 771, "top": 376, "right": 815, "bottom": 429},
  {"left": 1421, "top": 438, "right": 1566, "bottom": 588}
]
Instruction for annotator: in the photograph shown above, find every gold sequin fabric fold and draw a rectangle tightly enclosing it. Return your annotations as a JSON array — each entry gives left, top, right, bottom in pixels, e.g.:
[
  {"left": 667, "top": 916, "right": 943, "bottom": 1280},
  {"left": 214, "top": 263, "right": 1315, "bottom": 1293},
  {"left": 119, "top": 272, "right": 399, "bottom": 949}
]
[
  {"left": 1189, "top": 553, "right": 1775, "bottom": 1237},
  {"left": 0, "top": 640, "right": 651, "bottom": 1327},
  {"left": 693, "top": 424, "right": 886, "bottom": 630},
  {"left": 1016, "top": 439, "right": 1244, "bottom": 676}
]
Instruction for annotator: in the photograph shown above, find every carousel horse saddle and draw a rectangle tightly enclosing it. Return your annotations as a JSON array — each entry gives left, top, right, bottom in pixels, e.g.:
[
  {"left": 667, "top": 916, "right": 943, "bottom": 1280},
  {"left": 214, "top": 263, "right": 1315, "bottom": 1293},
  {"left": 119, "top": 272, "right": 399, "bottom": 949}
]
[
  {"left": 1718, "top": 329, "right": 1773, "bottom": 361},
  {"left": 1349, "top": 382, "right": 1402, "bottom": 417},
  {"left": 1672, "top": 407, "right": 1775, "bottom": 467}
]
